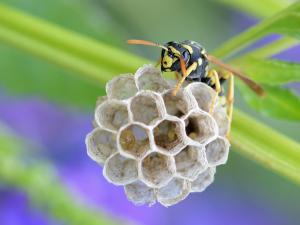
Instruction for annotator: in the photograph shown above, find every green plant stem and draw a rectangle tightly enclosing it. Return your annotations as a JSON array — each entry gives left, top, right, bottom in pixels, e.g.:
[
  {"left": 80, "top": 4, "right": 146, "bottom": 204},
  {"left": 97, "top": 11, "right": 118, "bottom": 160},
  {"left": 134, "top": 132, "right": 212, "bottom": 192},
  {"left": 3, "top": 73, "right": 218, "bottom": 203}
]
[
  {"left": 228, "top": 33, "right": 300, "bottom": 183},
  {"left": 232, "top": 111, "right": 300, "bottom": 184},
  {"left": 0, "top": 124, "right": 120, "bottom": 225},
  {"left": 212, "top": 2, "right": 298, "bottom": 59},
  {"left": 218, "top": 0, "right": 290, "bottom": 18},
  {"left": 242, "top": 36, "right": 299, "bottom": 58},
  {"left": 212, "top": 19, "right": 273, "bottom": 59},
  {"left": 0, "top": 26, "right": 112, "bottom": 83},
  {"left": 0, "top": 4, "right": 147, "bottom": 83},
  {"left": 228, "top": 34, "right": 300, "bottom": 182}
]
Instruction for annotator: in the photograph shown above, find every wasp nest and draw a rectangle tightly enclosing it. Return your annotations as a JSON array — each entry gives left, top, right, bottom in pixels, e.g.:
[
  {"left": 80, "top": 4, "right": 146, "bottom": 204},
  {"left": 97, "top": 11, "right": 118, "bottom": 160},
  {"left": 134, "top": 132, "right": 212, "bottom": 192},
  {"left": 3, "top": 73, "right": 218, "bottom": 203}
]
[{"left": 86, "top": 65, "right": 230, "bottom": 207}]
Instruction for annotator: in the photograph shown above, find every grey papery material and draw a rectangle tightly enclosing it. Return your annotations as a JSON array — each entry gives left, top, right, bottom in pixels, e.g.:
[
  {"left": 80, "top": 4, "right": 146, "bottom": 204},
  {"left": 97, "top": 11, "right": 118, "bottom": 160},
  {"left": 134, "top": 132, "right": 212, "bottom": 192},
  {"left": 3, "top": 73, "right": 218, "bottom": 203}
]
[{"left": 86, "top": 65, "right": 230, "bottom": 207}]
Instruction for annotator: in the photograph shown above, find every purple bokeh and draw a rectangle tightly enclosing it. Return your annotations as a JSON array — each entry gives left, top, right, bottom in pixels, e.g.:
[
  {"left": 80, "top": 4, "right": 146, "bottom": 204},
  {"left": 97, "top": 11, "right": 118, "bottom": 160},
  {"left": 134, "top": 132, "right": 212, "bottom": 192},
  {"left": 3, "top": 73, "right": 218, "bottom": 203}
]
[
  {"left": 0, "top": 189, "right": 55, "bottom": 225},
  {"left": 0, "top": 95, "right": 295, "bottom": 225},
  {"left": 232, "top": 10, "right": 300, "bottom": 63}
]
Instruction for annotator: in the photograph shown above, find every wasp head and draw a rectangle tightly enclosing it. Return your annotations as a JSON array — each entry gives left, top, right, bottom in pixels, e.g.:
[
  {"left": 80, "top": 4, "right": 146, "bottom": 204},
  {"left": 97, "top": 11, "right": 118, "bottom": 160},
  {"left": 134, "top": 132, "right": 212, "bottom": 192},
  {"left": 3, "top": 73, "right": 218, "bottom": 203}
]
[{"left": 161, "top": 42, "right": 189, "bottom": 73}]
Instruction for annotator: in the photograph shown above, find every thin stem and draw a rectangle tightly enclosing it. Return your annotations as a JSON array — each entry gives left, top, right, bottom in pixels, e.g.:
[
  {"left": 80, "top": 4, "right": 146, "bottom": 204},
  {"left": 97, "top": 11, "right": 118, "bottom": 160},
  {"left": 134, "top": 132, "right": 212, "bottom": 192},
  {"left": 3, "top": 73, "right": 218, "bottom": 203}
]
[
  {"left": 0, "top": 4, "right": 147, "bottom": 83},
  {"left": 0, "top": 125, "right": 120, "bottom": 225},
  {"left": 0, "top": 26, "right": 111, "bottom": 83},
  {"left": 212, "top": 2, "right": 298, "bottom": 59},
  {"left": 218, "top": 0, "right": 290, "bottom": 18},
  {"left": 243, "top": 36, "right": 299, "bottom": 58},
  {"left": 232, "top": 111, "right": 300, "bottom": 184},
  {"left": 212, "top": 19, "right": 274, "bottom": 59}
]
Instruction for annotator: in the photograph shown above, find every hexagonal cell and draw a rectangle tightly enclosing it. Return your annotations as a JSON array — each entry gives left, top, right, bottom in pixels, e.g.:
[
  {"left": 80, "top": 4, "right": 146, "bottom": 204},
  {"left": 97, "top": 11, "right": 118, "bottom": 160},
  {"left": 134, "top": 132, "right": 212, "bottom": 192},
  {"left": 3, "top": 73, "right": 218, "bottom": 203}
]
[
  {"left": 106, "top": 74, "right": 138, "bottom": 100},
  {"left": 184, "top": 110, "right": 218, "bottom": 144},
  {"left": 130, "top": 92, "right": 164, "bottom": 125},
  {"left": 86, "top": 128, "right": 117, "bottom": 164},
  {"left": 191, "top": 167, "right": 216, "bottom": 192},
  {"left": 135, "top": 65, "right": 169, "bottom": 92},
  {"left": 141, "top": 152, "right": 175, "bottom": 188},
  {"left": 103, "top": 153, "right": 138, "bottom": 185},
  {"left": 213, "top": 106, "right": 230, "bottom": 137},
  {"left": 119, "top": 123, "right": 151, "bottom": 159},
  {"left": 175, "top": 145, "right": 207, "bottom": 181},
  {"left": 125, "top": 180, "right": 156, "bottom": 206},
  {"left": 93, "top": 96, "right": 109, "bottom": 128},
  {"left": 157, "top": 178, "right": 190, "bottom": 207},
  {"left": 162, "top": 89, "right": 195, "bottom": 118},
  {"left": 187, "top": 82, "right": 217, "bottom": 112},
  {"left": 153, "top": 118, "right": 186, "bottom": 155},
  {"left": 95, "top": 100, "right": 129, "bottom": 131},
  {"left": 205, "top": 137, "right": 230, "bottom": 166}
]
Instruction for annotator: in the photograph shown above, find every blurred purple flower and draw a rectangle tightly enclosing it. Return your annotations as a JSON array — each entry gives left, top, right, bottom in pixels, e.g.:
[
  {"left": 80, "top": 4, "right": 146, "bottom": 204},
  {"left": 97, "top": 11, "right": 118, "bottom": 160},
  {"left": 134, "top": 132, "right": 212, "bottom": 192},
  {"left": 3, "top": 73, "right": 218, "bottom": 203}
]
[
  {"left": 0, "top": 95, "right": 295, "bottom": 225},
  {"left": 232, "top": 11, "right": 300, "bottom": 63},
  {"left": 0, "top": 189, "right": 55, "bottom": 225}
]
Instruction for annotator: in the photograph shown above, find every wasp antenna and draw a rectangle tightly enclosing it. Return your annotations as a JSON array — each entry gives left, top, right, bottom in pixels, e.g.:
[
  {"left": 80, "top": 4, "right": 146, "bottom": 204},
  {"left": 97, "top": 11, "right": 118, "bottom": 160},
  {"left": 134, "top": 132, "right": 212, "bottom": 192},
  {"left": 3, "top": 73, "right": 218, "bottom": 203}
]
[
  {"left": 206, "top": 54, "right": 265, "bottom": 96},
  {"left": 127, "top": 39, "right": 168, "bottom": 50}
]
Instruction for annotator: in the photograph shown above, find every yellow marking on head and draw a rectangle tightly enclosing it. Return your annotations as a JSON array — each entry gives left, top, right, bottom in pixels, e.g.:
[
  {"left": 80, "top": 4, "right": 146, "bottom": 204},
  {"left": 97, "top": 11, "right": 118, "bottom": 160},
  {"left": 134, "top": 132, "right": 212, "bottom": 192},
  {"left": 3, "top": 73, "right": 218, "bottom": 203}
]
[
  {"left": 162, "top": 54, "right": 174, "bottom": 68},
  {"left": 201, "top": 49, "right": 206, "bottom": 55},
  {"left": 168, "top": 46, "right": 181, "bottom": 56},
  {"left": 162, "top": 49, "right": 179, "bottom": 69},
  {"left": 182, "top": 44, "right": 193, "bottom": 54}
]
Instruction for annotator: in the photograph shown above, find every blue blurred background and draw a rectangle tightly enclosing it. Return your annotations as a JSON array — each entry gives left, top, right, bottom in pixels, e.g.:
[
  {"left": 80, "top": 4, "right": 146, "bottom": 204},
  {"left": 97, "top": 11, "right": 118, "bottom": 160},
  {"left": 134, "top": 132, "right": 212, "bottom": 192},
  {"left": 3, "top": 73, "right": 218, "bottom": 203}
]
[{"left": 0, "top": 1, "right": 299, "bottom": 225}]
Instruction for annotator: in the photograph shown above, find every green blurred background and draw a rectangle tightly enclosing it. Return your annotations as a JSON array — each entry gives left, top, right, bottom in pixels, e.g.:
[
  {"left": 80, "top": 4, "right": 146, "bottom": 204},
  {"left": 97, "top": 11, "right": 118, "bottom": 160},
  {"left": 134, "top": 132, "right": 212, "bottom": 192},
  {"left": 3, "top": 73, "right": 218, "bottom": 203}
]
[{"left": 0, "top": 0, "right": 299, "bottom": 225}]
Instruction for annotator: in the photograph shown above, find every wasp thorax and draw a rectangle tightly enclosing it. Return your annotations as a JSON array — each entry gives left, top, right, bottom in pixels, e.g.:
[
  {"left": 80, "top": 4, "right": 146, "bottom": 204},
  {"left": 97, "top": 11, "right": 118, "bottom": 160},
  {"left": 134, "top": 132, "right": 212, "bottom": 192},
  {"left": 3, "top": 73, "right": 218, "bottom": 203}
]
[{"left": 86, "top": 64, "right": 230, "bottom": 207}]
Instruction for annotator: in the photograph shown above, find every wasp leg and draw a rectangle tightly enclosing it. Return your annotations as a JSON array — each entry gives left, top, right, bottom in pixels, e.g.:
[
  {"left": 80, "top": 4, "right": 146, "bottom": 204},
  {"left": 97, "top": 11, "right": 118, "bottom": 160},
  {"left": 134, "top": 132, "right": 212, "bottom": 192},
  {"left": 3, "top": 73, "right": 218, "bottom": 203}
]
[
  {"left": 226, "top": 73, "right": 234, "bottom": 139},
  {"left": 175, "top": 72, "right": 180, "bottom": 81},
  {"left": 172, "top": 62, "right": 197, "bottom": 96},
  {"left": 208, "top": 70, "right": 221, "bottom": 114}
]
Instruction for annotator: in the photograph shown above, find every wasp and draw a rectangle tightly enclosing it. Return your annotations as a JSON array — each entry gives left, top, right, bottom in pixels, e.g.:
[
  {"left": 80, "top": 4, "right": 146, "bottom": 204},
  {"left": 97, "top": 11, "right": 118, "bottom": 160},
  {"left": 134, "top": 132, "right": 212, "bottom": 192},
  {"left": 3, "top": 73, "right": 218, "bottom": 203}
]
[{"left": 127, "top": 39, "right": 264, "bottom": 133}]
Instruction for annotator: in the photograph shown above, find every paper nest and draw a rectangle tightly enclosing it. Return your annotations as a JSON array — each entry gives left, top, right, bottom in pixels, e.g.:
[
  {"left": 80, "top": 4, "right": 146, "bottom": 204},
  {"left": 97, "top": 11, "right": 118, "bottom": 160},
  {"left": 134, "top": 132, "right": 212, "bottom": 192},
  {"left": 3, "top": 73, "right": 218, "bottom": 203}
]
[{"left": 86, "top": 65, "right": 230, "bottom": 207}]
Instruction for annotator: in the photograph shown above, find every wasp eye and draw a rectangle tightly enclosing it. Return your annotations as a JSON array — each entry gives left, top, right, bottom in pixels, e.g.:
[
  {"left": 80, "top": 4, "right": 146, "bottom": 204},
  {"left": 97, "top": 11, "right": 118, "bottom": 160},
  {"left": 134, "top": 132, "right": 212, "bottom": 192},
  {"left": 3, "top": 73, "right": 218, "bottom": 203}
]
[
  {"left": 167, "top": 52, "right": 173, "bottom": 58},
  {"left": 183, "top": 51, "right": 189, "bottom": 60}
]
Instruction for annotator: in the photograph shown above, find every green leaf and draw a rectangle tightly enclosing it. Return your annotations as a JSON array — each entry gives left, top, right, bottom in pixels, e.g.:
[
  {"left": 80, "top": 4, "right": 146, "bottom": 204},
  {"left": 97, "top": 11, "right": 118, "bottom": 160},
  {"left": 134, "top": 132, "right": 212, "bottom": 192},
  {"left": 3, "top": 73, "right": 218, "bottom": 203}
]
[
  {"left": 0, "top": 123, "right": 121, "bottom": 225},
  {"left": 213, "top": 1, "right": 300, "bottom": 59},
  {"left": 267, "top": 10, "right": 300, "bottom": 39},
  {"left": 237, "top": 56, "right": 300, "bottom": 84},
  {"left": 239, "top": 84, "right": 300, "bottom": 120}
]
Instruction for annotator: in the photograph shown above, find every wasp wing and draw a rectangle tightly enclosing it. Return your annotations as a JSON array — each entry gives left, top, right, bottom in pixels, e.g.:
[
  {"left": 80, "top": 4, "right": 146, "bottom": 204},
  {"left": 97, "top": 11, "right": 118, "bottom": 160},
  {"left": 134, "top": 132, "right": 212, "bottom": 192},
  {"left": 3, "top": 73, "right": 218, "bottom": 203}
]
[{"left": 207, "top": 54, "right": 265, "bottom": 96}]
